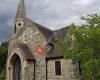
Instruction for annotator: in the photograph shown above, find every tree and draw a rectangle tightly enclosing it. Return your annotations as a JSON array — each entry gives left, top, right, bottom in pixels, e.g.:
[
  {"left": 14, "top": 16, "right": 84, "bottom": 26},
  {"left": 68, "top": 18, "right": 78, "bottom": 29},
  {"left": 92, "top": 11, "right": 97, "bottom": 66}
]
[
  {"left": 0, "top": 42, "right": 8, "bottom": 80},
  {"left": 55, "top": 13, "right": 100, "bottom": 80}
]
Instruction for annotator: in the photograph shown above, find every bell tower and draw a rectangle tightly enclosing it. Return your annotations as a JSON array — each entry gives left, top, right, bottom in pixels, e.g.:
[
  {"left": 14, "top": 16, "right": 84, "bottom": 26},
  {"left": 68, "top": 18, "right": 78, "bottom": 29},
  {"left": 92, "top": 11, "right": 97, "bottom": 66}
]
[
  {"left": 13, "top": 0, "right": 26, "bottom": 34},
  {"left": 8, "top": 0, "right": 26, "bottom": 55}
]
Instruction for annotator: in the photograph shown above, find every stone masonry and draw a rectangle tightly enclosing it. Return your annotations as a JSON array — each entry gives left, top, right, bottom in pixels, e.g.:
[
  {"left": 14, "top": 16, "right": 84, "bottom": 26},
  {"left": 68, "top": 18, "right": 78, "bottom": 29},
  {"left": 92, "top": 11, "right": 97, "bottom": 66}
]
[{"left": 6, "top": 0, "right": 81, "bottom": 80}]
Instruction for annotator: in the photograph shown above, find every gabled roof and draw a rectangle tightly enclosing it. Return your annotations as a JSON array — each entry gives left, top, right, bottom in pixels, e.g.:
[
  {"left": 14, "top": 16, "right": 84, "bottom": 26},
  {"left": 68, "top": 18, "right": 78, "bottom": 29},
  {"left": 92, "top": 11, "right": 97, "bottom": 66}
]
[
  {"left": 23, "top": 18, "right": 54, "bottom": 40},
  {"left": 45, "top": 27, "right": 70, "bottom": 59},
  {"left": 34, "top": 22, "right": 54, "bottom": 40},
  {"left": 13, "top": 19, "right": 70, "bottom": 59},
  {"left": 24, "top": 16, "right": 70, "bottom": 40},
  {"left": 14, "top": 43, "right": 35, "bottom": 61}
]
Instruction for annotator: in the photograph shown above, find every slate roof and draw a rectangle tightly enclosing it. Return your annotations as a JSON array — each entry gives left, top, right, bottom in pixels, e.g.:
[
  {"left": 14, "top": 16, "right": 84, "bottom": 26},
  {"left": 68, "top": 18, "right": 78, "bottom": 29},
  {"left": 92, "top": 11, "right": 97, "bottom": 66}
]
[
  {"left": 19, "top": 18, "right": 54, "bottom": 40},
  {"left": 34, "top": 22, "right": 54, "bottom": 40},
  {"left": 25, "top": 18, "right": 70, "bottom": 59},
  {"left": 46, "top": 48, "right": 64, "bottom": 59},
  {"left": 54, "top": 26, "right": 70, "bottom": 39}
]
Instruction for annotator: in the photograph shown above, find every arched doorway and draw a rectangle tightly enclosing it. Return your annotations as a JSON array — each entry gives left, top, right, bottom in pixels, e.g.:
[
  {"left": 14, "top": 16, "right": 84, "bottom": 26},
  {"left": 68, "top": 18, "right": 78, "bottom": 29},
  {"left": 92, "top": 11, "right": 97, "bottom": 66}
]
[
  {"left": 9, "top": 54, "right": 22, "bottom": 80},
  {"left": 13, "top": 55, "right": 22, "bottom": 80}
]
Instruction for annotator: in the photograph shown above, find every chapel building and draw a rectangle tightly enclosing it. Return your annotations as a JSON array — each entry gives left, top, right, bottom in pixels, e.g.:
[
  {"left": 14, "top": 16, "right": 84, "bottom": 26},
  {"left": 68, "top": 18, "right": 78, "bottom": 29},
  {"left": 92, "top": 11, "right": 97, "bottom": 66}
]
[{"left": 6, "top": 0, "right": 81, "bottom": 80}]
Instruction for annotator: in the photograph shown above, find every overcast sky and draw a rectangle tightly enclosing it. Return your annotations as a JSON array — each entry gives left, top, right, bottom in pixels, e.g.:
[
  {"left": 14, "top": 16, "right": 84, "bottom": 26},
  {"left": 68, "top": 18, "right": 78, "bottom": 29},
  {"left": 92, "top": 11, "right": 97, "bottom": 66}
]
[{"left": 0, "top": 0, "right": 100, "bottom": 43}]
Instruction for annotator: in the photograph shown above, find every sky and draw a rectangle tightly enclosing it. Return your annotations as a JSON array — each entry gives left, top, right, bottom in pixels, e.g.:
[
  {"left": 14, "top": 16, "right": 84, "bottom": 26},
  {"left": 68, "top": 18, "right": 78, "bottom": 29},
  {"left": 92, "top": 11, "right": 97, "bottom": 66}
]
[{"left": 0, "top": 0, "right": 100, "bottom": 43}]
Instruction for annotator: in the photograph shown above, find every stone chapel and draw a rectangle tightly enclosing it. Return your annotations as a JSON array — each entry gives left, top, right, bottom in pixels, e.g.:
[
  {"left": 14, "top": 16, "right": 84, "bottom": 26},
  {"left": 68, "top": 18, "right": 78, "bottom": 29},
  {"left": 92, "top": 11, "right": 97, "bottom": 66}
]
[{"left": 6, "top": 0, "right": 81, "bottom": 80}]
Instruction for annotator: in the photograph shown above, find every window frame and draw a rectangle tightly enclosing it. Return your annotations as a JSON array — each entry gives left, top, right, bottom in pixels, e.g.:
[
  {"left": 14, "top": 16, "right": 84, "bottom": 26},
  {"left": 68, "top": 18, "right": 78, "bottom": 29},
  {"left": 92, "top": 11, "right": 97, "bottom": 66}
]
[{"left": 55, "top": 61, "right": 61, "bottom": 76}]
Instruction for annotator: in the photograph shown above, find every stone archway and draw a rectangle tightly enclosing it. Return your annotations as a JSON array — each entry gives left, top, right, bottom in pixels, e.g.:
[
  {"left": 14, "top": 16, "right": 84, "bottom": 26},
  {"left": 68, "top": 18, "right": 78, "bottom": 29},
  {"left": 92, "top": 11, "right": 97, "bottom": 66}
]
[
  {"left": 13, "top": 55, "right": 22, "bottom": 80},
  {"left": 9, "top": 54, "right": 22, "bottom": 80}
]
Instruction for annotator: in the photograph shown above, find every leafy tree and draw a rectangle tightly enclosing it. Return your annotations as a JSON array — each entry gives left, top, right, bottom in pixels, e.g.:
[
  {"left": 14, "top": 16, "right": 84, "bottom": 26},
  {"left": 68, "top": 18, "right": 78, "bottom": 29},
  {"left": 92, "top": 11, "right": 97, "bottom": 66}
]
[
  {"left": 0, "top": 42, "right": 8, "bottom": 80},
  {"left": 55, "top": 14, "right": 100, "bottom": 80}
]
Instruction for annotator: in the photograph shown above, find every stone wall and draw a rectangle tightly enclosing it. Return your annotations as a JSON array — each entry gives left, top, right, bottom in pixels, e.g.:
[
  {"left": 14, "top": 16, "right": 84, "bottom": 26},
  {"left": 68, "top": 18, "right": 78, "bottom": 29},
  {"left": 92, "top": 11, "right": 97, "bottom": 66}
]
[
  {"left": 25, "top": 61, "right": 35, "bottom": 80},
  {"left": 35, "top": 58, "right": 46, "bottom": 80},
  {"left": 6, "top": 47, "right": 35, "bottom": 80},
  {"left": 47, "top": 59, "right": 80, "bottom": 80}
]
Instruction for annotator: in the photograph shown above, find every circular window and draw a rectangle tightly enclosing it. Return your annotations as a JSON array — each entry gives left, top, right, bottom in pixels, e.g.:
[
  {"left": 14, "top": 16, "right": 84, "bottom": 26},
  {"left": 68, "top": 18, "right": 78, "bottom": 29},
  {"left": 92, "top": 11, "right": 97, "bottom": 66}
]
[{"left": 18, "top": 23, "right": 21, "bottom": 26}]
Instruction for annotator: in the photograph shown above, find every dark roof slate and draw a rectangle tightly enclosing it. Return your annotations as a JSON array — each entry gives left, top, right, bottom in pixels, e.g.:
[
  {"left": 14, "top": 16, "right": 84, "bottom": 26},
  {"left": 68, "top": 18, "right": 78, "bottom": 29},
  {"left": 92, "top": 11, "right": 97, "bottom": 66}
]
[
  {"left": 54, "top": 26, "right": 70, "bottom": 39},
  {"left": 24, "top": 18, "right": 54, "bottom": 40},
  {"left": 46, "top": 48, "right": 64, "bottom": 59},
  {"left": 34, "top": 22, "right": 54, "bottom": 40}
]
